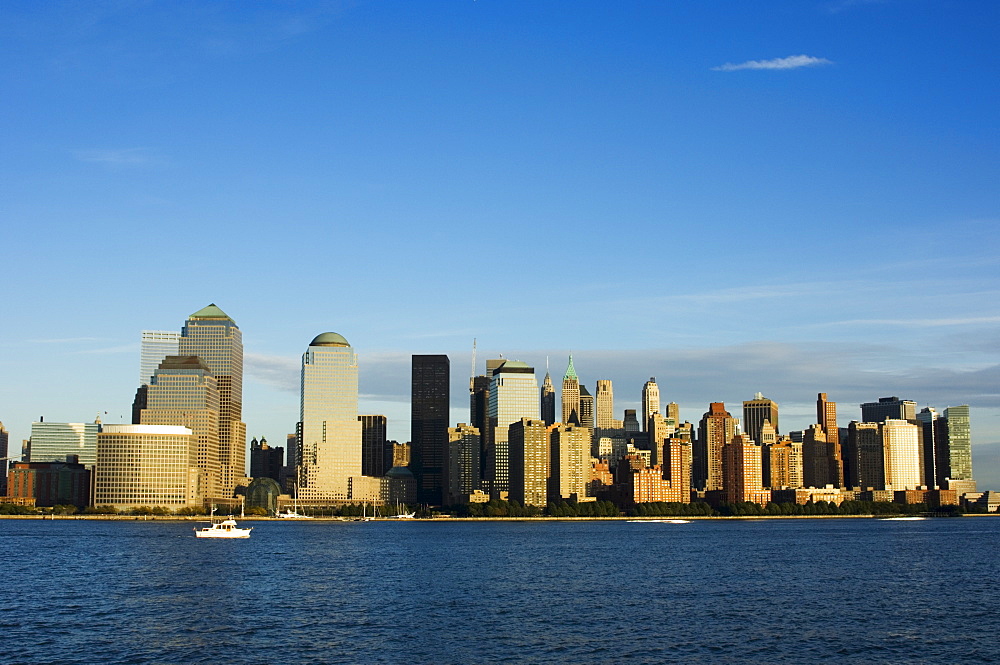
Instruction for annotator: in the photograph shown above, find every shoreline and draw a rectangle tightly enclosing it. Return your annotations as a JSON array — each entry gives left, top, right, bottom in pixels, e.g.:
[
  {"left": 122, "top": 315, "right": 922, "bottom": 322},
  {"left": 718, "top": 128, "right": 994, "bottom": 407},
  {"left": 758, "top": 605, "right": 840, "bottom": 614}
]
[{"left": 1, "top": 513, "right": 993, "bottom": 522}]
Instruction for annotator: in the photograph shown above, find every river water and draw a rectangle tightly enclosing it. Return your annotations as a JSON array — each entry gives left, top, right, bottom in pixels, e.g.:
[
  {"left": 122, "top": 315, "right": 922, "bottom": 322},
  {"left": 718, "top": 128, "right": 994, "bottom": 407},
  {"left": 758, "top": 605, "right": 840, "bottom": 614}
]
[{"left": 3, "top": 516, "right": 998, "bottom": 664}]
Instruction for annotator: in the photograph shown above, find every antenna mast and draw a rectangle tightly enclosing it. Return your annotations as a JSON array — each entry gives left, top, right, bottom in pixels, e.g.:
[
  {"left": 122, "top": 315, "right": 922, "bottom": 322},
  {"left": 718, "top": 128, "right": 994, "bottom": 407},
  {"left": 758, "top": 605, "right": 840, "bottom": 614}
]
[{"left": 469, "top": 338, "right": 477, "bottom": 391}]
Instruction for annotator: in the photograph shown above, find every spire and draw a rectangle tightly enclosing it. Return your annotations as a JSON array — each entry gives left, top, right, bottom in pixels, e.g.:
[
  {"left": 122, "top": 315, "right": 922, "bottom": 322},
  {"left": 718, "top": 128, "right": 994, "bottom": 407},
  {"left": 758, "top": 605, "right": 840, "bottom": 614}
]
[{"left": 563, "top": 354, "right": 578, "bottom": 381}]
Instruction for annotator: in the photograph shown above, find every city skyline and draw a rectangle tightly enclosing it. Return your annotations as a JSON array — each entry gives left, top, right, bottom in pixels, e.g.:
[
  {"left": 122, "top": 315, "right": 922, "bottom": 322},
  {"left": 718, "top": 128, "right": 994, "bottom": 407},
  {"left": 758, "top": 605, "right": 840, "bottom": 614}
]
[{"left": 2, "top": 2, "right": 998, "bottom": 488}]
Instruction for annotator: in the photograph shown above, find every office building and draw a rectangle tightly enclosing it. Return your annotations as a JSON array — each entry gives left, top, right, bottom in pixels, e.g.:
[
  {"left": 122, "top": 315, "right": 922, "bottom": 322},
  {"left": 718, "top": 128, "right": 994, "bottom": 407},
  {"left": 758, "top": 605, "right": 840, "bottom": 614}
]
[
  {"left": 27, "top": 420, "right": 100, "bottom": 468},
  {"left": 445, "top": 424, "right": 481, "bottom": 504},
  {"left": 641, "top": 378, "right": 660, "bottom": 432},
  {"left": 623, "top": 409, "right": 640, "bottom": 433},
  {"left": 178, "top": 304, "right": 246, "bottom": 496},
  {"left": 595, "top": 380, "right": 614, "bottom": 429},
  {"left": 0, "top": 422, "right": 8, "bottom": 495},
  {"left": 486, "top": 360, "right": 539, "bottom": 498},
  {"left": 140, "top": 355, "right": 221, "bottom": 500},
  {"left": 916, "top": 407, "right": 940, "bottom": 488},
  {"left": 817, "top": 393, "right": 839, "bottom": 451},
  {"left": 802, "top": 424, "right": 843, "bottom": 488},
  {"left": 881, "top": 419, "right": 922, "bottom": 490},
  {"left": 861, "top": 396, "right": 917, "bottom": 424},
  {"left": 411, "top": 354, "right": 450, "bottom": 505},
  {"left": 95, "top": 424, "right": 200, "bottom": 510},
  {"left": 743, "top": 392, "right": 779, "bottom": 447},
  {"left": 298, "top": 332, "right": 363, "bottom": 502},
  {"left": 249, "top": 436, "right": 283, "bottom": 482},
  {"left": 359, "top": 415, "right": 388, "bottom": 477},
  {"left": 579, "top": 385, "right": 594, "bottom": 430},
  {"left": 139, "top": 330, "right": 181, "bottom": 387},
  {"left": 695, "top": 403, "right": 737, "bottom": 492},
  {"left": 937, "top": 405, "right": 974, "bottom": 491},
  {"left": 561, "top": 355, "right": 580, "bottom": 426},
  {"left": 665, "top": 402, "right": 680, "bottom": 424},
  {"left": 845, "top": 421, "right": 883, "bottom": 489},
  {"left": 507, "top": 418, "right": 548, "bottom": 507},
  {"left": 540, "top": 372, "right": 556, "bottom": 426}
]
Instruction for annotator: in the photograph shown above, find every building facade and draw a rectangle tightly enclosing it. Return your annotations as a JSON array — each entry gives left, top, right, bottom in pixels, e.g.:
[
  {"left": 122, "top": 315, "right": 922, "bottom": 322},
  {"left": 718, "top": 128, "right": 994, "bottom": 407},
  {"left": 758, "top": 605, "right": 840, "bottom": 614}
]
[
  {"left": 94, "top": 424, "right": 200, "bottom": 510},
  {"left": 139, "top": 330, "right": 180, "bottom": 387},
  {"left": 411, "top": 354, "right": 450, "bottom": 505},
  {"left": 487, "top": 360, "right": 539, "bottom": 498},
  {"left": 27, "top": 420, "right": 100, "bottom": 468},
  {"left": 507, "top": 418, "right": 548, "bottom": 507},
  {"left": 743, "top": 392, "right": 779, "bottom": 447}
]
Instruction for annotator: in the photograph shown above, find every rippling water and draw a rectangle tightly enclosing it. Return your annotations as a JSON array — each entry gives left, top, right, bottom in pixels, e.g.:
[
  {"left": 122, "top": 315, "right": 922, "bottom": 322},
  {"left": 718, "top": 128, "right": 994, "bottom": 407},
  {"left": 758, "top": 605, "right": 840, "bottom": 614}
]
[{"left": 3, "top": 516, "right": 998, "bottom": 664}]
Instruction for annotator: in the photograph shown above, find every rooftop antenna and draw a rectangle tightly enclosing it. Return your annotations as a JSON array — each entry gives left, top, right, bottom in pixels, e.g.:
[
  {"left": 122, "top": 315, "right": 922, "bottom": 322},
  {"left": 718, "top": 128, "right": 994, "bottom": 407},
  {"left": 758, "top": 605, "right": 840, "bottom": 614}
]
[{"left": 469, "top": 338, "right": 477, "bottom": 391}]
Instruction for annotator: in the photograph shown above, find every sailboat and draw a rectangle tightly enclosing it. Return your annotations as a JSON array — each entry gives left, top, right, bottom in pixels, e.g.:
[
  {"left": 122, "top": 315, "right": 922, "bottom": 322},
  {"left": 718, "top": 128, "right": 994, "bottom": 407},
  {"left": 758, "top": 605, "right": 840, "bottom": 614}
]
[
  {"left": 277, "top": 484, "right": 313, "bottom": 519},
  {"left": 387, "top": 500, "right": 416, "bottom": 519}
]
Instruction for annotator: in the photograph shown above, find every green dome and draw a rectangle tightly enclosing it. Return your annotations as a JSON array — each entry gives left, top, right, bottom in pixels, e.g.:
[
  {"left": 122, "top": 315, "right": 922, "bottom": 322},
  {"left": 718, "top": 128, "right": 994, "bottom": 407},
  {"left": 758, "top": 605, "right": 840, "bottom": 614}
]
[{"left": 310, "top": 332, "right": 350, "bottom": 347}]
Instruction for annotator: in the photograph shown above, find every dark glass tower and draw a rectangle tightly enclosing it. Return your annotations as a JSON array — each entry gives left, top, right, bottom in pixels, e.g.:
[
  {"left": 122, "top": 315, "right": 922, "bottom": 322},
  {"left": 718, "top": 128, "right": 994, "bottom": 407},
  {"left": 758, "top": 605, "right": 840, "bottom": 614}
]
[{"left": 411, "top": 354, "right": 450, "bottom": 505}]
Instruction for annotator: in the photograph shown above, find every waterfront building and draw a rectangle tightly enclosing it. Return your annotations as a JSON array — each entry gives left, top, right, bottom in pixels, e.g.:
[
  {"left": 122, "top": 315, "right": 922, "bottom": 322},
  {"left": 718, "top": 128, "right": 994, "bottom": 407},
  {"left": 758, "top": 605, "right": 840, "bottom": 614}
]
[
  {"left": 743, "top": 392, "right": 779, "bottom": 447},
  {"left": 411, "top": 354, "right": 450, "bottom": 505},
  {"left": 549, "top": 424, "right": 590, "bottom": 501},
  {"left": 881, "top": 419, "right": 922, "bottom": 490},
  {"left": 249, "top": 436, "right": 283, "bottom": 482},
  {"left": 723, "top": 433, "right": 769, "bottom": 505},
  {"left": 359, "top": 415, "right": 388, "bottom": 477},
  {"left": 845, "top": 421, "right": 883, "bottom": 489},
  {"left": 245, "top": 477, "right": 282, "bottom": 514},
  {"left": 695, "top": 402, "right": 736, "bottom": 492},
  {"left": 445, "top": 424, "right": 481, "bottom": 504},
  {"left": 7, "top": 460, "right": 91, "bottom": 508},
  {"left": 139, "top": 330, "right": 180, "bottom": 387},
  {"left": 140, "top": 355, "right": 221, "bottom": 500},
  {"left": 937, "top": 405, "right": 974, "bottom": 492},
  {"left": 540, "top": 372, "right": 556, "bottom": 426},
  {"left": 507, "top": 418, "right": 549, "bottom": 507},
  {"left": 561, "top": 355, "right": 581, "bottom": 426},
  {"left": 27, "top": 419, "right": 100, "bottom": 468},
  {"left": 178, "top": 304, "right": 246, "bottom": 496},
  {"left": 595, "top": 380, "right": 614, "bottom": 429},
  {"left": 861, "top": 396, "right": 917, "bottom": 423},
  {"left": 0, "top": 422, "right": 8, "bottom": 495},
  {"left": 641, "top": 378, "right": 660, "bottom": 432},
  {"left": 94, "top": 424, "right": 200, "bottom": 510},
  {"left": 298, "top": 332, "right": 363, "bottom": 502},
  {"left": 486, "top": 360, "right": 539, "bottom": 498}
]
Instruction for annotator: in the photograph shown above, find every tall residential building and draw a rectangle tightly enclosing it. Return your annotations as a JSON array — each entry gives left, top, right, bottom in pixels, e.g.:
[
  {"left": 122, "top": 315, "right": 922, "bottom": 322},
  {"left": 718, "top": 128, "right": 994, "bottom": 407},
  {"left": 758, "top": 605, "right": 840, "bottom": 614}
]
[
  {"left": 647, "top": 412, "right": 676, "bottom": 467},
  {"left": 95, "top": 424, "right": 200, "bottom": 510},
  {"left": 561, "top": 355, "right": 581, "bottom": 426},
  {"left": 802, "top": 424, "right": 843, "bottom": 488},
  {"left": 540, "top": 372, "right": 556, "bottom": 426},
  {"left": 486, "top": 360, "right": 539, "bottom": 497},
  {"left": 298, "top": 332, "right": 362, "bottom": 502},
  {"left": 139, "top": 330, "right": 181, "bottom": 386},
  {"left": 445, "top": 424, "right": 481, "bottom": 504},
  {"left": 665, "top": 402, "right": 680, "bottom": 424},
  {"left": 641, "top": 378, "right": 660, "bottom": 432},
  {"left": 743, "top": 392, "right": 779, "bottom": 446},
  {"left": 411, "top": 354, "right": 450, "bottom": 505},
  {"left": 27, "top": 420, "right": 100, "bottom": 467},
  {"left": 359, "top": 415, "right": 388, "bottom": 477},
  {"left": 549, "top": 424, "right": 590, "bottom": 501},
  {"left": 881, "top": 419, "right": 922, "bottom": 490},
  {"left": 470, "top": 373, "right": 492, "bottom": 484},
  {"left": 817, "top": 393, "right": 839, "bottom": 450},
  {"left": 595, "top": 380, "right": 614, "bottom": 429},
  {"left": 763, "top": 438, "right": 802, "bottom": 489},
  {"left": 845, "top": 421, "right": 883, "bottom": 489},
  {"left": 661, "top": 438, "right": 693, "bottom": 503},
  {"left": 861, "top": 396, "right": 917, "bottom": 423},
  {"left": 0, "top": 422, "right": 8, "bottom": 495},
  {"left": 507, "top": 418, "right": 549, "bottom": 508},
  {"left": 937, "top": 405, "right": 973, "bottom": 489},
  {"left": 178, "top": 304, "right": 245, "bottom": 496},
  {"left": 723, "top": 433, "right": 768, "bottom": 505},
  {"left": 140, "top": 355, "right": 221, "bottom": 499},
  {"left": 695, "top": 403, "right": 737, "bottom": 491}
]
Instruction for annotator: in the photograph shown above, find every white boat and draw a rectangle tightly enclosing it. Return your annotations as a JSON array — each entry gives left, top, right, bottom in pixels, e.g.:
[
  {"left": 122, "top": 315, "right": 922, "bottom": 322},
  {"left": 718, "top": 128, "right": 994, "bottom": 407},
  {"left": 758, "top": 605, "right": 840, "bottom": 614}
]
[
  {"left": 276, "top": 508, "right": 313, "bottom": 519},
  {"left": 881, "top": 516, "right": 926, "bottom": 521},
  {"left": 194, "top": 510, "right": 252, "bottom": 538},
  {"left": 627, "top": 519, "right": 691, "bottom": 524},
  {"left": 387, "top": 500, "right": 416, "bottom": 519}
]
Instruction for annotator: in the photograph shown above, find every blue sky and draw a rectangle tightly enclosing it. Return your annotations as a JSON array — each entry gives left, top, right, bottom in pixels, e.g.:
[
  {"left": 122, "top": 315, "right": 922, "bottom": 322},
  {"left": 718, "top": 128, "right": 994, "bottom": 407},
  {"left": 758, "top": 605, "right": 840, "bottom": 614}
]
[{"left": 2, "top": 1, "right": 998, "bottom": 487}]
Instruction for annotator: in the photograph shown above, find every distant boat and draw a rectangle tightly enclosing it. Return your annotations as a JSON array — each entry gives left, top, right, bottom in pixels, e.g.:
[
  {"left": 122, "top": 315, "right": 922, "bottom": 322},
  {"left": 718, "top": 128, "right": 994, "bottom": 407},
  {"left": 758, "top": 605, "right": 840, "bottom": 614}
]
[
  {"left": 387, "top": 501, "right": 416, "bottom": 519},
  {"left": 276, "top": 508, "right": 313, "bottom": 519},
  {"left": 194, "top": 510, "right": 252, "bottom": 538},
  {"left": 881, "top": 516, "right": 926, "bottom": 521},
  {"left": 627, "top": 519, "right": 691, "bottom": 524}
]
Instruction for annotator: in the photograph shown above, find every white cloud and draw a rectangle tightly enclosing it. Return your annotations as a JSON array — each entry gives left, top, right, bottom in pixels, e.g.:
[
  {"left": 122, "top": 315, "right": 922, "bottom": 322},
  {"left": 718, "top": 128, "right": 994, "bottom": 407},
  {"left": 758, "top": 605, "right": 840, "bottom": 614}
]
[{"left": 712, "top": 54, "right": 833, "bottom": 72}]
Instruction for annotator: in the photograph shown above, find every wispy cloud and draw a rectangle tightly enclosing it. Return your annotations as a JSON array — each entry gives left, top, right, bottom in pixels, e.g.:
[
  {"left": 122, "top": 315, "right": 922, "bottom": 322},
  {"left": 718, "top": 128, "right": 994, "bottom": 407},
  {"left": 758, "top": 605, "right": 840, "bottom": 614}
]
[
  {"left": 712, "top": 55, "right": 833, "bottom": 72},
  {"left": 815, "top": 316, "right": 1000, "bottom": 329},
  {"left": 74, "top": 148, "right": 156, "bottom": 165},
  {"left": 246, "top": 352, "right": 299, "bottom": 392}
]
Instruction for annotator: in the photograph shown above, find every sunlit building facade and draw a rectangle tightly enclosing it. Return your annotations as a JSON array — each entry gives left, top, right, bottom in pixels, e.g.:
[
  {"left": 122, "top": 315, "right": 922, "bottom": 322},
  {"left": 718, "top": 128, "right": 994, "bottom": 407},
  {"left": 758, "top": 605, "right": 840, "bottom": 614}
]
[
  {"left": 94, "top": 424, "right": 201, "bottom": 510},
  {"left": 487, "top": 360, "right": 539, "bottom": 497},
  {"left": 27, "top": 420, "right": 100, "bottom": 468},
  {"left": 139, "top": 330, "right": 180, "bottom": 386}
]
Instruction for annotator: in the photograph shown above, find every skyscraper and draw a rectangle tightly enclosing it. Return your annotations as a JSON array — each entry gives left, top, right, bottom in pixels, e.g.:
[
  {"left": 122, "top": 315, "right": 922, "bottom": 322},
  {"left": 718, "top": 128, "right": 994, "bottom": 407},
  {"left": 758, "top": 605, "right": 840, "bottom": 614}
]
[
  {"left": 916, "top": 407, "right": 940, "bottom": 488},
  {"left": 487, "top": 360, "right": 539, "bottom": 497},
  {"left": 411, "top": 354, "right": 450, "bottom": 505},
  {"left": 561, "top": 355, "right": 580, "bottom": 426},
  {"left": 139, "top": 330, "right": 180, "bottom": 387},
  {"left": 140, "top": 355, "right": 221, "bottom": 499},
  {"left": 641, "top": 378, "right": 660, "bottom": 432},
  {"left": 881, "top": 419, "right": 921, "bottom": 490},
  {"left": 549, "top": 424, "right": 590, "bottom": 502},
  {"left": 0, "top": 422, "right": 8, "bottom": 495},
  {"left": 695, "top": 403, "right": 737, "bottom": 491},
  {"left": 845, "top": 421, "right": 882, "bottom": 489},
  {"left": 817, "top": 393, "right": 839, "bottom": 449},
  {"left": 595, "top": 380, "right": 614, "bottom": 429},
  {"left": 178, "top": 304, "right": 245, "bottom": 495},
  {"left": 723, "top": 433, "right": 768, "bottom": 505},
  {"left": 578, "top": 385, "right": 594, "bottom": 430},
  {"left": 359, "top": 414, "right": 388, "bottom": 477},
  {"left": 298, "top": 332, "right": 362, "bottom": 502},
  {"left": 802, "top": 423, "right": 843, "bottom": 488},
  {"left": 27, "top": 420, "right": 100, "bottom": 467},
  {"left": 540, "top": 372, "right": 556, "bottom": 426},
  {"left": 445, "top": 423, "right": 481, "bottom": 504},
  {"left": 937, "top": 405, "right": 974, "bottom": 490},
  {"left": 95, "top": 424, "right": 200, "bottom": 510},
  {"left": 507, "top": 418, "right": 549, "bottom": 507},
  {"left": 743, "top": 392, "right": 779, "bottom": 446},
  {"left": 249, "top": 436, "right": 283, "bottom": 482},
  {"left": 860, "top": 396, "right": 917, "bottom": 423}
]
